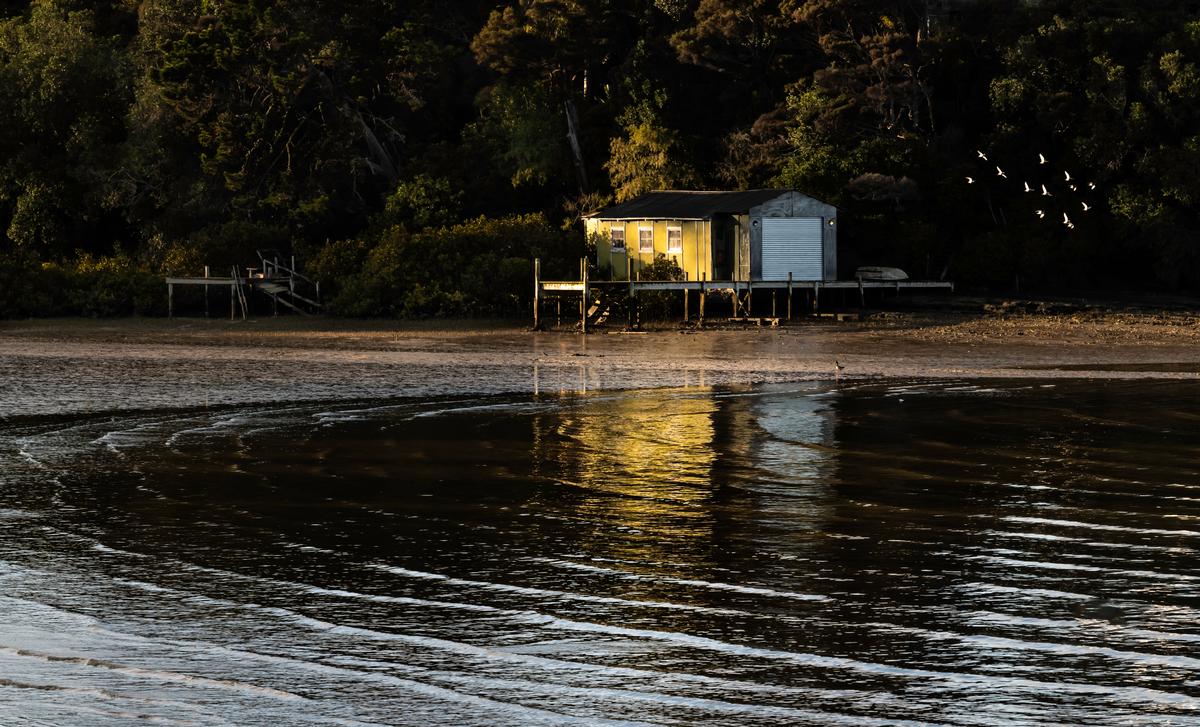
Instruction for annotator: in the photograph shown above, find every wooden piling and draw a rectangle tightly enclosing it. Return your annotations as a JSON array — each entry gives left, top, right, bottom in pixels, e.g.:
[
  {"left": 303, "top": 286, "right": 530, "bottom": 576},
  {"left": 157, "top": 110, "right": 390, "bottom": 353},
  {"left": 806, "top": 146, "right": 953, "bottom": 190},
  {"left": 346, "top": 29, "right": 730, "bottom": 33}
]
[
  {"left": 168, "top": 283, "right": 174, "bottom": 319},
  {"left": 579, "top": 258, "right": 584, "bottom": 333},
  {"left": 627, "top": 257, "right": 634, "bottom": 329},
  {"left": 858, "top": 276, "right": 865, "bottom": 309},
  {"left": 533, "top": 258, "right": 541, "bottom": 330},
  {"left": 203, "top": 266, "right": 210, "bottom": 318},
  {"left": 787, "top": 272, "right": 793, "bottom": 321},
  {"left": 733, "top": 282, "right": 739, "bottom": 318},
  {"left": 699, "top": 273, "right": 705, "bottom": 324},
  {"left": 683, "top": 272, "right": 689, "bottom": 323},
  {"left": 771, "top": 291, "right": 776, "bottom": 319}
]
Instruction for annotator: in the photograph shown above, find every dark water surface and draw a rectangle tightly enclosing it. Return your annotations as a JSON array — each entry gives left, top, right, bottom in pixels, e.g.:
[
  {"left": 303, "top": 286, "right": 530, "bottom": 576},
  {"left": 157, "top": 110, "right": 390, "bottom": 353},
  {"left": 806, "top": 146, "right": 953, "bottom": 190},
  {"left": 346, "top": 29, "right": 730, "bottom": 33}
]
[{"left": 2, "top": 378, "right": 1200, "bottom": 725}]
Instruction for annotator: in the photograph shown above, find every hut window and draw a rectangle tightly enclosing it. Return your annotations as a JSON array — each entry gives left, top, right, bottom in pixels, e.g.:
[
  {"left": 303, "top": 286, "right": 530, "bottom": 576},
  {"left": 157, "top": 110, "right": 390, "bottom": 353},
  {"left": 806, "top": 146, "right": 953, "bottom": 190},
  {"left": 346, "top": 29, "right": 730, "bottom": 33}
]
[
  {"left": 609, "top": 227, "right": 625, "bottom": 252},
  {"left": 638, "top": 226, "right": 654, "bottom": 253},
  {"left": 666, "top": 226, "right": 682, "bottom": 253}
]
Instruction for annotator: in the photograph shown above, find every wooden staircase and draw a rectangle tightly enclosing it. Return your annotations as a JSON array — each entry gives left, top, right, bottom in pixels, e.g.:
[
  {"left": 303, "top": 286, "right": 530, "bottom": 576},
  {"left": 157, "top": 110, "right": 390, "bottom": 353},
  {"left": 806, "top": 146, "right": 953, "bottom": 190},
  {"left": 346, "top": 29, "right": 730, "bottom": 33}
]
[{"left": 247, "top": 250, "right": 323, "bottom": 315}]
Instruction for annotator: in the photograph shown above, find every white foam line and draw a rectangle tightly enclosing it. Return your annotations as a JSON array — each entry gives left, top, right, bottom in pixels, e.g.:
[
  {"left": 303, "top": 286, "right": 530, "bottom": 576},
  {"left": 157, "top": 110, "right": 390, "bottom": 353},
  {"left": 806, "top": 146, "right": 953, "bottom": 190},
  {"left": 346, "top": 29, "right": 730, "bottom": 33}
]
[
  {"left": 1006, "top": 516, "right": 1200, "bottom": 538},
  {"left": 959, "top": 633, "right": 1200, "bottom": 670},
  {"left": 983, "top": 530, "right": 1197, "bottom": 555},
  {"left": 425, "top": 671, "right": 944, "bottom": 727},
  {"left": 963, "top": 611, "right": 1200, "bottom": 645},
  {"left": 97, "top": 584, "right": 872, "bottom": 707},
  {"left": 144, "top": 640, "right": 653, "bottom": 727},
  {"left": 368, "top": 564, "right": 755, "bottom": 613},
  {"left": 155, "top": 558, "right": 1195, "bottom": 705},
  {"left": 519, "top": 615, "right": 1200, "bottom": 707},
  {"left": 408, "top": 401, "right": 558, "bottom": 420},
  {"left": 0, "top": 647, "right": 308, "bottom": 702},
  {"left": 963, "top": 554, "right": 1200, "bottom": 582},
  {"left": 528, "top": 557, "right": 830, "bottom": 602},
  {"left": 956, "top": 582, "right": 1097, "bottom": 601}
]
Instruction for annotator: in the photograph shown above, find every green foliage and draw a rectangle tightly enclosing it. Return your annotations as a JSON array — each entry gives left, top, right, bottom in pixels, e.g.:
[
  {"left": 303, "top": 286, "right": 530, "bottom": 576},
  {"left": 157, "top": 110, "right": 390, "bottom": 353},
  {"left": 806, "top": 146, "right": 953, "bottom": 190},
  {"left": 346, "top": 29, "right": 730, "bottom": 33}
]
[
  {"left": 634, "top": 253, "right": 684, "bottom": 320},
  {"left": 318, "top": 214, "right": 577, "bottom": 317},
  {"left": 7, "top": 0, "right": 1200, "bottom": 318},
  {"left": 0, "top": 251, "right": 163, "bottom": 318},
  {"left": 606, "top": 98, "right": 697, "bottom": 201},
  {"left": 381, "top": 175, "right": 464, "bottom": 231}
]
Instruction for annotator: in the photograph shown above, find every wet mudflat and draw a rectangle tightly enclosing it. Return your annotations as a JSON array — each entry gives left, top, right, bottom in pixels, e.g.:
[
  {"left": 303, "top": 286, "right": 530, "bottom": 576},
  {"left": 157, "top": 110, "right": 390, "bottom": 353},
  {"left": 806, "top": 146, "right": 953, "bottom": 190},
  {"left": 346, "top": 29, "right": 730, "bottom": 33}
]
[{"left": 1, "top": 347, "right": 1199, "bottom": 724}]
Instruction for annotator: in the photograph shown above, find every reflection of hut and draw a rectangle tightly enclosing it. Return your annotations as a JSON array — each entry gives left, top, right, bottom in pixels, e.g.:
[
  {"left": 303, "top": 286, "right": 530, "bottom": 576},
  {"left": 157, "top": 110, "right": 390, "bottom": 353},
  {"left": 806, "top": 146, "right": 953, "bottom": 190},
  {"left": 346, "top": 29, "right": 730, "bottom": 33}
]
[
  {"left": 533, "top": 390, "right": 719, "bottom": 549},
  {"left": 583, "top": 190, "right": 838, "bottom": 282}
]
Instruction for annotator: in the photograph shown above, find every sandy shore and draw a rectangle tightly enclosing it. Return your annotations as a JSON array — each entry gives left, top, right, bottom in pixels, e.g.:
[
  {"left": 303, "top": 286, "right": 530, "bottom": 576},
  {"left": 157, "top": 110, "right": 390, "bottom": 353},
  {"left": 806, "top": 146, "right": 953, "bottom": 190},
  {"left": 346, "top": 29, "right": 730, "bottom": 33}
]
[{"left": 2, "top": 310, "right": 1199, "bottom": 383}]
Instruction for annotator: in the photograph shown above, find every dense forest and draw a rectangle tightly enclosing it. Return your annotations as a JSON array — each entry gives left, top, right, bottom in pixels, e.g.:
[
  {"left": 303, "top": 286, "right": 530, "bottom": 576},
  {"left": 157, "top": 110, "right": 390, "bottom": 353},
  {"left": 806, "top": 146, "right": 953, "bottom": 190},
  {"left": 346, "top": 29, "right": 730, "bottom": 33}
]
[{"left": 2, "top": 0, "right": 1200, "bottom": 317}]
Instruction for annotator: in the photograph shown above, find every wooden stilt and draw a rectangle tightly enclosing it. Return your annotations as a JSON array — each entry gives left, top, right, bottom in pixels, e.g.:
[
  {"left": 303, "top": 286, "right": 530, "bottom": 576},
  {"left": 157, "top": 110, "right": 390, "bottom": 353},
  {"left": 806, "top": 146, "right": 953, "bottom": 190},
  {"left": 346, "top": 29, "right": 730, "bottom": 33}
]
[
  {"left": 772, "top": 291, "right": 776, "bottom": 319},
  {"left": 699, "top": 273, "right": 706, "bottom": 325},
  {"left": 683, "top": 272, "right": 689, "bottom": 323},
  {"left": 533, "top": 258, "right": 541, "bottom": 330},
  {"left": 168, "top": 283, "right": 174, "bottom": 319},
  {"left": 203, "top": 266, "right": 210, "bottom": 318},
  {"left": 858, "top": 276, "right": 865, "bottom": 309},
  {"left": 579, "top": 258, "right": 584, "bottom": 333},
  {"left": 787, "top": 272, "right": 793, "bottom": 321},
  {"left": 634, "top": 270, "right": 641, "bottom": 329},
  {"left": 733, "top": 282, "right": 740, "bottom": 318},
  {"left": 627, "top": 257, "right": 633, "bottom": 329}
]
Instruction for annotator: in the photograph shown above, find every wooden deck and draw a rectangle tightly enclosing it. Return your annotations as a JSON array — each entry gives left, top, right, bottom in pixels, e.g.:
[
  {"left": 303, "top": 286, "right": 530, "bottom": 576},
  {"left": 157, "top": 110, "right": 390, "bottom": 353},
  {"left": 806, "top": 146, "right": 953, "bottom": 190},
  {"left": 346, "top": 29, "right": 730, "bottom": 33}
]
[{"left": 532, "top": 257, "right": 953, "bottom": 331}]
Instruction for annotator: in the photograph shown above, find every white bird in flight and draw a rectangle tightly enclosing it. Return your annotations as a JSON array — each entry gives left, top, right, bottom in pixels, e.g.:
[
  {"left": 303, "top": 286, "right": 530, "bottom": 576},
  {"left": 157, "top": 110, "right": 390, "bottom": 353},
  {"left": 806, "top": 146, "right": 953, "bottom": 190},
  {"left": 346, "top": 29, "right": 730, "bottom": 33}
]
[
  {"left": 1024, "top": 182, "right": 1034, "bottom": 193},
  {"left": 1039, "top": 153, "right": 1048, "bottom": 165},
  {"left": 1088, "top": 182, "right": 1096, "bottom": 190},
  {"left": 1069, "top": 184, "right": 1078, "bottom": 192},
  {"left": 966, "top": 176, "right": 975, "bottom": 184},
  {"left": 1036, "top": 210, "right": 1045, "bottom": 219},
  {"left": 996, "top": 166, "right": 1007, "bottom": 178},
  {"left": 1064, "top": 170, "right": 1072, "bottom": 182},
  {"left": 1041, "top": 184, "right": 1052, "bottom": 196},
  {"left": 977, "top": 150, "right": 988, "bottom": 161},
  {"left": 1063, "top": 213, "right": 1072, "bottom": 226},
  {"left": 1082, "top": 202, "right": 1091, "bottom": 212}
]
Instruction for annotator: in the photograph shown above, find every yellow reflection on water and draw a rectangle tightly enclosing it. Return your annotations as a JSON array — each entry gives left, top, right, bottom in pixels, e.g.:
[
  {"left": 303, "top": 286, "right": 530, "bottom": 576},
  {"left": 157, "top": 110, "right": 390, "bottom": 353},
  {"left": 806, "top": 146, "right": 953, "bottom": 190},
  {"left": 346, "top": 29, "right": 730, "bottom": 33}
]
[{"left": 535, "top": 388, "right": 718, "bottom": 543}]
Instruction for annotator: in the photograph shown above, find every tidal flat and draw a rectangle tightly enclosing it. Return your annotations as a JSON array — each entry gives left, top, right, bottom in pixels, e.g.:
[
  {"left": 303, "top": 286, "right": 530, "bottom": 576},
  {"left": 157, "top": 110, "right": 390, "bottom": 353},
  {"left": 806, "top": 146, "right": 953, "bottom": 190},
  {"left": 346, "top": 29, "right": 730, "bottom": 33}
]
[{"left": 1, "top": 318, "right": 1199, "bottom": 725}]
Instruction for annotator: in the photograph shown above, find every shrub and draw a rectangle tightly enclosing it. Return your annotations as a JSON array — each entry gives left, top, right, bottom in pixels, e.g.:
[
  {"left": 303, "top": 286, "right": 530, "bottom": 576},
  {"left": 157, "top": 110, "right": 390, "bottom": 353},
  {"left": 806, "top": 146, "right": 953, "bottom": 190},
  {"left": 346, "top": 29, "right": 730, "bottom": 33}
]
[
  {"left": 0, "top": 251, "right": 164, "bottom": 318},
  {"left": 316, "top": 213, "right": 579, "bottom": 317}
]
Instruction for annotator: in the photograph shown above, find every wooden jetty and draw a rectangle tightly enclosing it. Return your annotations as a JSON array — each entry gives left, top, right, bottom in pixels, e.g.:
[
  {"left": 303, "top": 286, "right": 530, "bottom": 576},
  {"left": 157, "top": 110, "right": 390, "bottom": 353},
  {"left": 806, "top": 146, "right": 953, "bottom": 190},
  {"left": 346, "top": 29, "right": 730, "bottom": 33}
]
[
  {"left": 533, "top": 257, "right": 953, "bottom": 331},
  {"left": 165, "top": 250, "right": 322, "bottom": 319}
]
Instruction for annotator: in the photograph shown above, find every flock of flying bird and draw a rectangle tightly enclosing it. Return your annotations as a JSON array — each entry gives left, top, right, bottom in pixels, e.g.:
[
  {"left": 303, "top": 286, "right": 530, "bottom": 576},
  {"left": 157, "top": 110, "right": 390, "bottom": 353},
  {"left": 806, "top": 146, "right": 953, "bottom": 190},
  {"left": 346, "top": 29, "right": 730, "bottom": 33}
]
[{"left": 966, "top": 150, "right": 1097, "bottom": 230}]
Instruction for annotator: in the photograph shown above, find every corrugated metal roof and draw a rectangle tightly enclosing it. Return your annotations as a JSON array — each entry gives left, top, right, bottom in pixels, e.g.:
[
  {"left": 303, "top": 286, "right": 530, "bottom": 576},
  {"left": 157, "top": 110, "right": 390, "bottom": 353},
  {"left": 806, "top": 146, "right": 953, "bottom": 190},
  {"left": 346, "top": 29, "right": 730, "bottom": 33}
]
[{"left": 584, "top": 189, "right": 797, "bottom": 220}]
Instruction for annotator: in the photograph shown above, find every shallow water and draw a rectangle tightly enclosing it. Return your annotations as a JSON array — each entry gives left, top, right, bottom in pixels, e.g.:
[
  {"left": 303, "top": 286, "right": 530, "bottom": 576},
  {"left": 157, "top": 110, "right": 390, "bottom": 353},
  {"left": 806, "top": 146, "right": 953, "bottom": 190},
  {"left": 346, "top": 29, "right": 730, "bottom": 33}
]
[{"left": 2, "top": 367, "right": 1200, "bottom": 724}]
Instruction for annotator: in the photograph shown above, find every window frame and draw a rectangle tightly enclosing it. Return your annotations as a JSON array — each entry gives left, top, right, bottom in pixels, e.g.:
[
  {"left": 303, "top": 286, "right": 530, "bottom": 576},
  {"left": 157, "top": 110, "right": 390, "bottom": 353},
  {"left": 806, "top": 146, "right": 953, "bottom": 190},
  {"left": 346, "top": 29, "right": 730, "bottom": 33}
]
[
  {"left": 666, "top": 225, "right": 683, "bottom": 254},
  {"left": 609, "top": 226, "right": 626, "bottom": 252},
  {"left": 638, "top": 225, "right": 654, "bottom": 253}
]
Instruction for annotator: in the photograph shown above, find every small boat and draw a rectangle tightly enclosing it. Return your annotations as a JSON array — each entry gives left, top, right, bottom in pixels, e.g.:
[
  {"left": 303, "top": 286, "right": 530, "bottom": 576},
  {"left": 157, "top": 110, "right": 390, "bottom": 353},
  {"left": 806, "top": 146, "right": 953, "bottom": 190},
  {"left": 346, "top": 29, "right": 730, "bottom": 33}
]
[{"left": 855, "top": 266, "right": 909, "bottom": 281}]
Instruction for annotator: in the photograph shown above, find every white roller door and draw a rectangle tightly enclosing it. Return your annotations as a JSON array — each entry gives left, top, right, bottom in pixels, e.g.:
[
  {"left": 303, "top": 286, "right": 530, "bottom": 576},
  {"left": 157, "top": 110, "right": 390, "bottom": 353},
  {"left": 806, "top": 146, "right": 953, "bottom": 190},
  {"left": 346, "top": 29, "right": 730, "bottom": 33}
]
[{"left": 762, "top": 218, "right": 823, "bottom": 281}]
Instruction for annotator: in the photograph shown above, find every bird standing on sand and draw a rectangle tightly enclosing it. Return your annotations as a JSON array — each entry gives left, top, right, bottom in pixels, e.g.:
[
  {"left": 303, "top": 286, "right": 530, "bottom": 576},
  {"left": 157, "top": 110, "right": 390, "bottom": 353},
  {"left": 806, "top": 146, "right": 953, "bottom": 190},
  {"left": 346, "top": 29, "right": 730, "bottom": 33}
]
[{"left": 834, "top": 360, "right": 846, "bottom": 383}]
